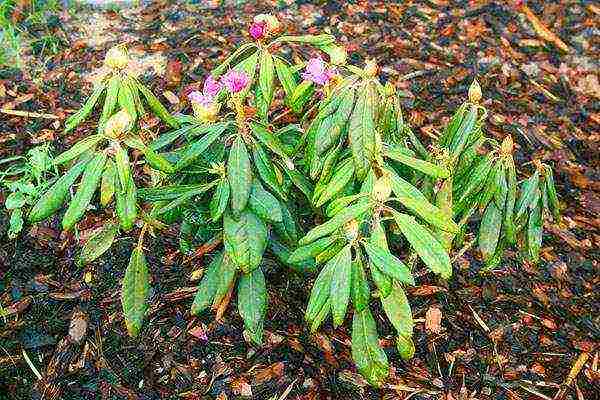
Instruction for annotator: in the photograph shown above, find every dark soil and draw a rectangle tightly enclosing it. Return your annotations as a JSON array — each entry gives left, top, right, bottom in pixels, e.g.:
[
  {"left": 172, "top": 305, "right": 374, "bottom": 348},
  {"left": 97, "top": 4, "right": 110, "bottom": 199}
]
[{"left": 1, "top": 1, "right": 598, "bottom": 399}]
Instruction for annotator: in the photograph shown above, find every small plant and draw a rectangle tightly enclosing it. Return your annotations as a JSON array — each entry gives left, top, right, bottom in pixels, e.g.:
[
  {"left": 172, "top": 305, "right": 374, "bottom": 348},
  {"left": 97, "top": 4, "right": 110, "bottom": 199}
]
[
  {"left": 1, "top": 145, "right": 54, "bottom": 238},
  {"left": 1, "top": 15, "right": 563, "bottom": 387}
]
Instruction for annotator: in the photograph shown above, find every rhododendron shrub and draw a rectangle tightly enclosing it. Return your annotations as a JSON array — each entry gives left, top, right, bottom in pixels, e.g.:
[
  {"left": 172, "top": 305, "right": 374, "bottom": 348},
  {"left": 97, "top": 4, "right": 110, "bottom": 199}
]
[{"left": 3, "top": 15, "right": 562, "bottom": 387}]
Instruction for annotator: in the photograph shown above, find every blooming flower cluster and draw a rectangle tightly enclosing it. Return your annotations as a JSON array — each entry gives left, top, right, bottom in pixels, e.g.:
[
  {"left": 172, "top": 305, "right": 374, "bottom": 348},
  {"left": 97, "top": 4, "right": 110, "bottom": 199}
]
[
  {"left": 188, "top": 70, "right": 251, "bottom": 120},
  {"left": 302, "top": 58, "right": 336, "bottom": 86},
  {"left": 249, "top": 14, "right": 281, "bottom": 40}
]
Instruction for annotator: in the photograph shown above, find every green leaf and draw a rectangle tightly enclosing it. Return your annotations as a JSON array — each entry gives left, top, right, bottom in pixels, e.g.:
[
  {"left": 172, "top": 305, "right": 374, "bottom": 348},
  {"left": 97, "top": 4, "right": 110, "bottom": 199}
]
[
  {"left": 228, "top": 136, "right": 253, "bottom": 215},
  {"left": 448, "top": 104, "right": 477, "bottom": 156},
  {"left": 175, "top": 124, "right": 228, "bottom": 171},
  {"left": 143, "top": 146, "right": 175, "bottom": 173},
  {"left": 396, "top": 334, "right": 416, "bottom": 361},
  {"left": 392, "top": 211, "right": 452, "bottom": 279},
  {"left": 53, "top": 134, "right": 104, "bottom": 166},
  {"left": 309, "top": 297, "right": 331, "bottom": 333},
  {"left": 504, "top": 156, "right": 517, "bottom": 243},
  {"left": 62, "top": 153, "right": 107, "bottom": 231},
  {"left": 212, "top": 253, "right": 238, "bottom": 306},
  {"left": 315, "top": 159, "right": 355, "bottom": 207},
  {"left": 98, "top": 75, "right": 121, "bottom": 132},
  {"left": 274, "top": 56, "right": 297, "bottom": 100},
  {"left": 515, "top": 170, "right": 540, "bottom": 221},
  {"left": 250, "top": 122, "right": 292, "bottom": 162},
  {"left": 381, "top": 282, "right": 413, "bottom": 337},
  {"left": 329, "top": 245, "right": 352, "bottom": 327},
  {"left": 137, "top": 184, "right": 210, "bottom": 202},
  {"left": 100, "top": 159, "right": 116, "bottom": 207},
  {"left": 479, "top": 201, "right": 502, "bottom": 262},
  {"left": 223, "top": 210, "right": 267, "bottom": 273},
  {"left": 114, "top": 143, "right": 130, "bottom": 191},
  {"left": 288, "top": 236, "right": 337, "bottom": 264},
  {"left": 258, "top": 50, "right": 275, "bottom": 106},
  {"left": 238, "top": 268, "right": 267, "bottom": 344},
  {"left": 135, "top": 79, "right": 179, "bottom": 128},
  {"left": 115, "top": 173, "right": 137, "bottom": 231},
  {"left": 285, "top": 168, "right": 314, "bottom": 202},
  {"left": 326, "top": 193, "right": 368, "bottom": 217},
  {"left": 191, "top": 252, "right": 223, "bottom": 315},
  {"left": 78, "top": 221, "right": 119, "bottom": 266},
  {"left": 212, "top": 43, "right": 257, "bottom": 77},
  {"left": 388, "top": 168, "right": 458, "bottom": 233},
  {"left": 117, "top": 80, "right": 137, "bottom": 123},
  {"left": 349, "top": 86, "right": 376, "bottom": 180},
  {"left": 455, "top": 154, "right": 494, "bottom": 206},
  {"left": 289, "top": 80, "right": 314, "bottom": 113},
  {"left": 121, "top": 247, "right": 150, "bottom": 337},
  {"left": 543, "top": 165, "right": 560, "bottom": 220},
  {"left": 5, "top": 192, "right": 25, "bottom": 210},
  {"left": 272, "top": 202, "right": 298, "bottom": 245},
  {"left": 527, "top": 197, "right": 543, "bottom": 263},
  {"left": 369, "top": 260, "right": 392, "bottom": 298},
  {"left": 64, "top": 83, "right": 105, "bottom": 133},
  {"left": 252, "top": 143, "right": 286, "bottom": 200},
  {"left": 299, "top": 201, "right": 371, "bottom": 246},
  {"left": 210, "top": 179, "right": 230, "bottom": 222},
  {"left": 351, "top": 253, "right": 370, "bottom": 312},
  {"left": 8, "top": 209, "right": 24, "bottom": 238},
  {"left": 305, "top": 259, "right": 334, "bottom": 322},
  {"left": 248, "top": 180, "right": 282, "bottom": 223},
  {"left": 363, "top": 241, "right": 414, "bottom": 285},
  {"left": 28, "top": 158, "right": 89, "bottom": 223},
  {"left": 385, "top": 146, "right": 449, "bottom": 178},
  {"left": 351, "top": 308, "right": 389, "bottom": 387}
]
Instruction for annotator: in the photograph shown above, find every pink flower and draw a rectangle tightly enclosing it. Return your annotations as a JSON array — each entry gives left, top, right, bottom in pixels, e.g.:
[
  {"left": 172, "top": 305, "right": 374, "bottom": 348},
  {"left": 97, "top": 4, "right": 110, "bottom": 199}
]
[
  {"left": 302, "top": 58, "right": 335, "bottom": 85},
  {"left": 203, "top": 75, "right": 222, "bottom": 97},
  {"left": 221, "top": 70, "right": 250, "bottom": 94},
  {"left": 249, "top": 21, "right": 267, "bottom": 40},
  {"left": 188, "top": 91, "right": 213, "bottom": 108}
]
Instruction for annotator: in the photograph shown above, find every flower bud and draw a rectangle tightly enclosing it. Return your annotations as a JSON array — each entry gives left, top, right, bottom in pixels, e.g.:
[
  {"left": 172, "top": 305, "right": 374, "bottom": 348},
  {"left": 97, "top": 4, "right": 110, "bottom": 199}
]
[
  {"left": 104, "top": 45, "right": 128, "bottom": 70},
  {"left": 249, "top": 21, "right": 267, "bottom": 40},
  {"left": 396, "top": 334, "right": 415, "bottom": 361},
  {"left": 328, "top": 46, "right": 347, "bottom": 66},
  {"left": 364, "top": 59, "right": 378, "bottom": 77},
  {"left": 468, "top": 78, "right": 482, "bottom": 103},
  {"left": 254, "top": 14, "right": 280, "bottom": 34},
  {"left": 104, "top": 110, "right": 132, "bottom": 138},
  {"left": 189, "top": 91, "right": 220, "bottom": 122},
  {"left": 373, "top": 174, "right": 392, "bottom": 202},
  {"left": 383, "top": 81, "right": 395, "bottom": 97},
  {"left": 343, "top": 219, "right": 360, "bottom": 241},
  {"left": 500, "top": 135, "right": 514, "bottom": 155}
]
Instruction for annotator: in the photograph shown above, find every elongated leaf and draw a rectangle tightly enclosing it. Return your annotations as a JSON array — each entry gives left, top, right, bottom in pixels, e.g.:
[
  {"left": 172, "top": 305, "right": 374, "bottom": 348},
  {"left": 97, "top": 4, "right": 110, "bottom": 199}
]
[
  {"left": 381, "top": 282, "right": 413, "bottom": 337},
  {"left": 349, "top": 87, "right": 373, "bottom": 180},
  {"left": 351, "top": 253, "right": 370, "bottom": 312},
  {"left": 274, "top": 56, "right": 297, "bottom": 100},
  {"left": 448, "top": 104, "right": 477, "bottom": 156},
  {"left": 363, "top": 242, "right": 414, "bottom": 285},
  {"left": 191, "top": 252, "right": 223, "bottom": 315},
  {"left": 53, "top": 134, "right": 104, "bottom": 166},
  {"left": 515, "top": 171, "right": 540, "bottom": 221},
  {"left": 527, "top": 200, "right": 543, "bottom": 263},
  {"left": 137, "top": 184, "right": 210, "bottom": 202},
  {"left": 315, "top": 159, "right": 355, "bottom": 207},
  {"left": 62, "top": 153, "right": 107, "bottom": 231},
  {"left": 289, "top": 80, "right": 314, "bottom": 113},
  {"left": 28, "top": 158, "right": 89, "bottom": 222},
  {"left": 388, "top": 168, "right": 458, "bottom": 233},
  {"left": 114, "top": 144, "right": 130, "bottom": 191},
  {"left": 352, "top": 308, "right": 389, "bottom": 387},
  {"left": 238, "top": 268, "right": 267, "bottom": 344},
  {"left": 305, "top": 258, "right": 335, "bottom": 322},
  {"left": 64, "top": 83, "right": 105, "bottom": 133},
  {"left": 252, "top": 143, "right": 286, "bottom": 200},
  {"left": 228, "top": 136, "right": 253, "bottom": 215},
  {"left": 78, "top": 221, "right": 119, "bottom": 266},
  {"left": 479, "top": 201, "right": 502, "bottom": 262},
  {"left": 288, "top": 236, "right": 337, "bottom": 264},
  {"left": 212, "top": 253, "right": 238, "bottom": 307},
  {"left": 273, "top": 202, "right": 298, "bottom": 245},
  {"left": 223, "top": 210, "right": 267, "bottom": 273},
  {"left": 136, "top": 79, "right": 179, "bottom": 128},
  {"left": 392, "top": 211, "right": 452, "bottom": 279},
  {"left": 98, "top": 75, "right": 121, "bottom": 132},
  {"left": 285, "top": 168, "right": 314, "bottom": 202},
  {"left": 210, "top": 179, "right": 230, "bottom": 222},
  {"left": 456, "top": 154, "right": 494, "bottom": 206},
  {"left": 385, "top": 146, "right": 449, "bottom": 178},
  {"left": 330, "top": 245, "right": 352, "bottom": 327},
  {"left": 326, "top": 193, "right": 367, "bottom": 217},
  {"left": 118, "top": 81, "right": 137, "bottom": 123},
  {"left": 250, "top": 122, "right": 292, "bottom": 161},
  {"left": 212, "top": 43, "right": 257, "bottom": 77},
  {"left": 259, "top": 50, "right": 275, "bottom": 107},
  {"left": 175, "top": 123, "right": 227, "bottom": 171},
  {"left": 369, "top": 260, "right": 392, "bottom": 298},
  {"left": 100, "top": 159, "right": 116, "bottom": 207},
  {"left": 115, "top": 174, "right": 137, "bottom": 231},
  {"left": 121, "top": 247, "right": 150, "bottom": 337},
  {"left": 504, "top": 157, "right": 517, "bottom": 243},
  {"left": 543, "top": 165, "right": 560, "bottom": 220},
  {"left": 248, "top": 180, "right": 282, "bottom": 223},
  {"left": 143, "top": 146, "right": 175, "bottom": 173},
  {"left": 299, "top": 201, "right": 371, "bottom": 245}
]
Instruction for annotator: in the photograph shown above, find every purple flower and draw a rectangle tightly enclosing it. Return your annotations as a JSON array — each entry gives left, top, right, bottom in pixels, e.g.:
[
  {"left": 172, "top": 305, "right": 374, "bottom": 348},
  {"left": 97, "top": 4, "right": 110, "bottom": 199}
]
[
  {"left": 302, "top": 58, "right": 335, "bottom": 85},
  {"left": 188, "top": 91, "right": 213, "bottom": 108},
  {"left": 203, "top": 75, "right": 222, "bottom": 97},
  {"left": 249, "top": 21, "right": 266, "bottom": 40},
  {"left": 221, "top": 70, "right": 250, "bottom": 94}
]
